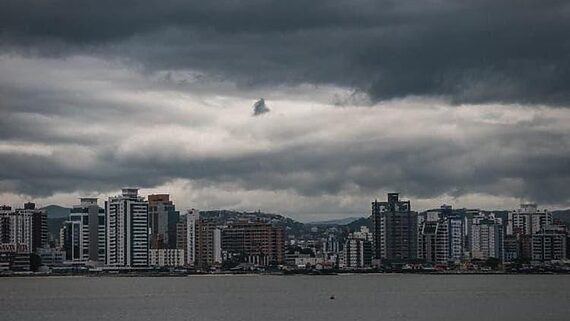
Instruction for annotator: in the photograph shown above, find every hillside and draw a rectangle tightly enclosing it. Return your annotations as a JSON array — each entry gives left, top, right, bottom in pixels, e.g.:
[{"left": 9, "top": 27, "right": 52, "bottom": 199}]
[{"left": 42, "top": 205, "right": 71, "bottom": 218}]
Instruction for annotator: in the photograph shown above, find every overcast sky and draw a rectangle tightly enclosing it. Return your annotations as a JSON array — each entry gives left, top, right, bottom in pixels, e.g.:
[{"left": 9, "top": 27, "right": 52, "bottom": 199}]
[{"left": 1, "top": 1, "right": 569, "bottom": 221}]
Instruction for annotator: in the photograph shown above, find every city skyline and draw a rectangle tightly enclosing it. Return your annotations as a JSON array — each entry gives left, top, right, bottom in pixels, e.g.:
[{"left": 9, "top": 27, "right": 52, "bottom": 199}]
[{"left": 3, "top": 191, "right": 567, "bottom": 273}]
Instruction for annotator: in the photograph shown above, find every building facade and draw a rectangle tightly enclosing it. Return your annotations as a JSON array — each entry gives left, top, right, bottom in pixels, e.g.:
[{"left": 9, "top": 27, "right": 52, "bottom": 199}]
[
  {"left": 343, "top": 227, "right": 373, "bottom": 268},
  {"left": 470, "top": 214, "right": 504, "bottom": 261},
  {"left": 149, "top": 248, "right": 185, "bottom": 267},
  {"left": 531, "top": 225, "right": 567, "bottom": 261},
  {"left": 185, "top": 209, "right": 199, "bottom": 266},
  {"left": 106, "top": 188, "right": 149, "bottom": 267},
  {"left": 0, "top": 203, "right": 47, "bottom": 253},
  {"left": 62, "top": 198, "right": 105, "bottom": 263},
  {"left": 194, "top": 217, "right": 222, "bottom": 269},
  {"left": 418, "top": 219, "right": 449, "bottom": 265},
  {"left": 508, "top": 203, "right": 552, "bottom": 236},
  {"left": 148, "top": 194, "right": 179, "bottom": 249},
  {"left": 372, "top": 193, "right": 418, "bottom": 263},
  {"left": 221, "top": 220, "right": 284, "bottom": 266}
]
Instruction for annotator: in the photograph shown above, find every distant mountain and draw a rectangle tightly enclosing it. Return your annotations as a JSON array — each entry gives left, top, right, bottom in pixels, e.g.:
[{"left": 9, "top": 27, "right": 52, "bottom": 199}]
[
  {"left": 47, "top": 217, "right": 66, "bottom": 242},
  {"left": 346, "top": 216, "right": 372, "bottom": 232},
  {"left": 307, "top": 217, "right": 366, "bottom": 226},
  {"left": 553, "top": 209, "right": 570, "bottom": 226},
  {"left": 42, "top": 205, "right": 71, "bottom": 218}
]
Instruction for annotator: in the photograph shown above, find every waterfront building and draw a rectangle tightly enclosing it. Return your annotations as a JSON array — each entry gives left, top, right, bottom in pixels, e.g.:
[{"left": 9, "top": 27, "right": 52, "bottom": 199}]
[
  {"left": 372, "top": 193, "right": 418, "bottom": 263},
  {"left": 186, "top": 209, "right": 199, "bottom": 266},
  {"left": 470, "top": 214, "right": 504, "bottom": 261},
  {"left": 0, "top": 244, "right": 31, "bottom": 271},
  {"left": 503, "top": 235, "right": 520, "bottom": 262},
  {"left": 221, "top": 220, "right": 284, "bottom": 266},
  {"left": 531, "top": 225, "right": 568, "bottom": 261},
  {"left": 148, "top": 194, "right": 179, "bottom": 249},
  {"left": 105, "top": 188, "right": 149, "bottom": 267},
  {"left": 176, "top": 214, "right": 187, "bottom": 253},
  {"left": 343, "top": 226, "right": 373, "bottom": 268},
  {"left": 0, "top": 203, "right": 47, "bottom": 253},
  {"left": 417, "top": 219, "right": 449, "bottom": 265},
  {"left": 61, "top": 198, "right": 105, "bottom": 263},
  {"left": 507, "top": 203, "right": 552, "bottom": 236},
  {"left": 37, "top": 247, "right": 66, "bottom": 266},
  {"left": 195, "top": 217, "right": 222, "bottom": 269},
  {"left": 149, "top": 248, "right": 185, "bottom": 267}
]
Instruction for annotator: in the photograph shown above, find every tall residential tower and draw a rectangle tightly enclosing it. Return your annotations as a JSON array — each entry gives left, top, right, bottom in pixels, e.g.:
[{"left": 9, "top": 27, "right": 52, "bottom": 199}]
[
  {"left": 372, "top": 193, "right": 418, "bottom": 264},
  {"left": 105, "top": 188, "right": 149, "bottom": 267}
]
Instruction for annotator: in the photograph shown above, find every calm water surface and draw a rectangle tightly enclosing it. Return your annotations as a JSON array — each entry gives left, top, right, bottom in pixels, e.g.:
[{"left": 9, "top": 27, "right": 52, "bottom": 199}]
[{"left": 1, "top": 274, "right": 569, "bottom": 321}]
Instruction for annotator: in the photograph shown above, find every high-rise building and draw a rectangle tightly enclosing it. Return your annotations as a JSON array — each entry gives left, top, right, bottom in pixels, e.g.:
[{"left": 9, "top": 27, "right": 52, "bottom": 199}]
[
  {"left": 186, "top": 209, "right": 199, "bottom": 266},
  {"left": 343, "top": 226, "right": 373, "bottom": 268},
  {"left": 418, "top": 219, "right": 449, "bottom": 265},
  {"left": 417, "top": 205, "right": 466, "bottom": 265},
  {"left": 0, "top": 203, "right": 47, "bottom": 253},
  {"left": 105, "top": 188, "right": 149, "bottom": 267},
  {"left": 446, "top": 214, "right": 465, "bottom": 262},
  {"left": 470, "top": 214, "right": 504, "bottom": 261},
  {"left": 508, "top": 203, "right": 552, "bottom": 236},
  {"left": 505, "top": 203, "right": 553, "bottom": 261},
  {"left": 195, "top": 217, "right": 222, "bottom": 269},
  {"left": 148, "top": 194, "right": 179, "bottom": 249},
  {"left": 61, "top": 198, "right": 105, "bottom": 263},
  {"left": 24, "top": 203, "right": 48, "bottom": 253},
  {"left": 531, "top": 225, "right": 568, "bottom": 261},
  {"left": 372, "top": 193, "right": 418, "bottom": 263},
  {"left": 176, "top": 214, "right": 187, "bottom": 252},
  {"left": 221, "top": 220, "right": 285, "bottom": 266}
]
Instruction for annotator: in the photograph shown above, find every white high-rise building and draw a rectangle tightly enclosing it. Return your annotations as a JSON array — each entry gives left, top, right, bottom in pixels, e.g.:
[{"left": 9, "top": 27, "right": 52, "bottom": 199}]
[
  {"left": 342, "top": 227, "right": 373, "bottom": 268},
  {"left": 0, "top": 203, "right": 47, "bottom": 253},
  {"left": 0, "top": 206, "right": 32, "bottom": 252},
  {"left": 470, "top": 214, "right": 504, "bottom": 261},
  {"left": 507, "top": 203, "right": 552, "bottom": 235},
  {"left": 447, "top": 216, "right": 465, "bottom": 262},
  {"left": 105, "top": 188, "right": 149, "bottom": 267},
  {"left": 186, "top": 209, "right": 199, "bottom": 266}
]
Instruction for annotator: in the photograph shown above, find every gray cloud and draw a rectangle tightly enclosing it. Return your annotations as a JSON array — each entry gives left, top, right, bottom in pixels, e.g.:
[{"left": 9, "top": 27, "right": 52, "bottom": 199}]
[
  {"left": 0, "top": 55, "right": 568, "bottom": 211},
  {"left": 1, "top": 1, "right": 569, "bottom": 105}
]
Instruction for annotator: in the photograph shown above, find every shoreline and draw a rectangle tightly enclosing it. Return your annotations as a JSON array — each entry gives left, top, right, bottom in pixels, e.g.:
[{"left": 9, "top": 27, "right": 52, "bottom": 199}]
[{"left": 2, "top": 270, "right": 568, "bottom": 278}]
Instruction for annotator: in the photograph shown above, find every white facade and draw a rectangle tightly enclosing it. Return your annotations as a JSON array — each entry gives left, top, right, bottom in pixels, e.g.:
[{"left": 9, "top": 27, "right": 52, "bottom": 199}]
[
  {"left": 149, "top": 248, "right": 185, "bottom": 267},
  {"left": 214, "top": 227, "right": 222, "bottom": 264},
  {"left": 508, "top": 203, "right": 552, "bottom": 235},
  {"left": 342, "top": 226, "right": 373, "bottom": 268},
  {"left": 186, "top": 209, "right": 199, "bottom": 266},
  {"left": 0, "top": 207, "right": 32, "bottom": 252},
  {"left": 294, "top": 257, "right": 324, "bottom": 268},
  {"left": 106, "top": 188, "right": 149, "bottom": 267},
  {"left": 448, "top": 217, "right": 464, "bottom": 261},
  {"left": 470, "top": 214, "right": 504, "bottom": 261}
]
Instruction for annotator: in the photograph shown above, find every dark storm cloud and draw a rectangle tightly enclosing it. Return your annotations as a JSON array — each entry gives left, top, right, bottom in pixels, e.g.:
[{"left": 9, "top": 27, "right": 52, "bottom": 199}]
[{"left": 1, "top": 0, "right": 570, "bottom": 105}]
